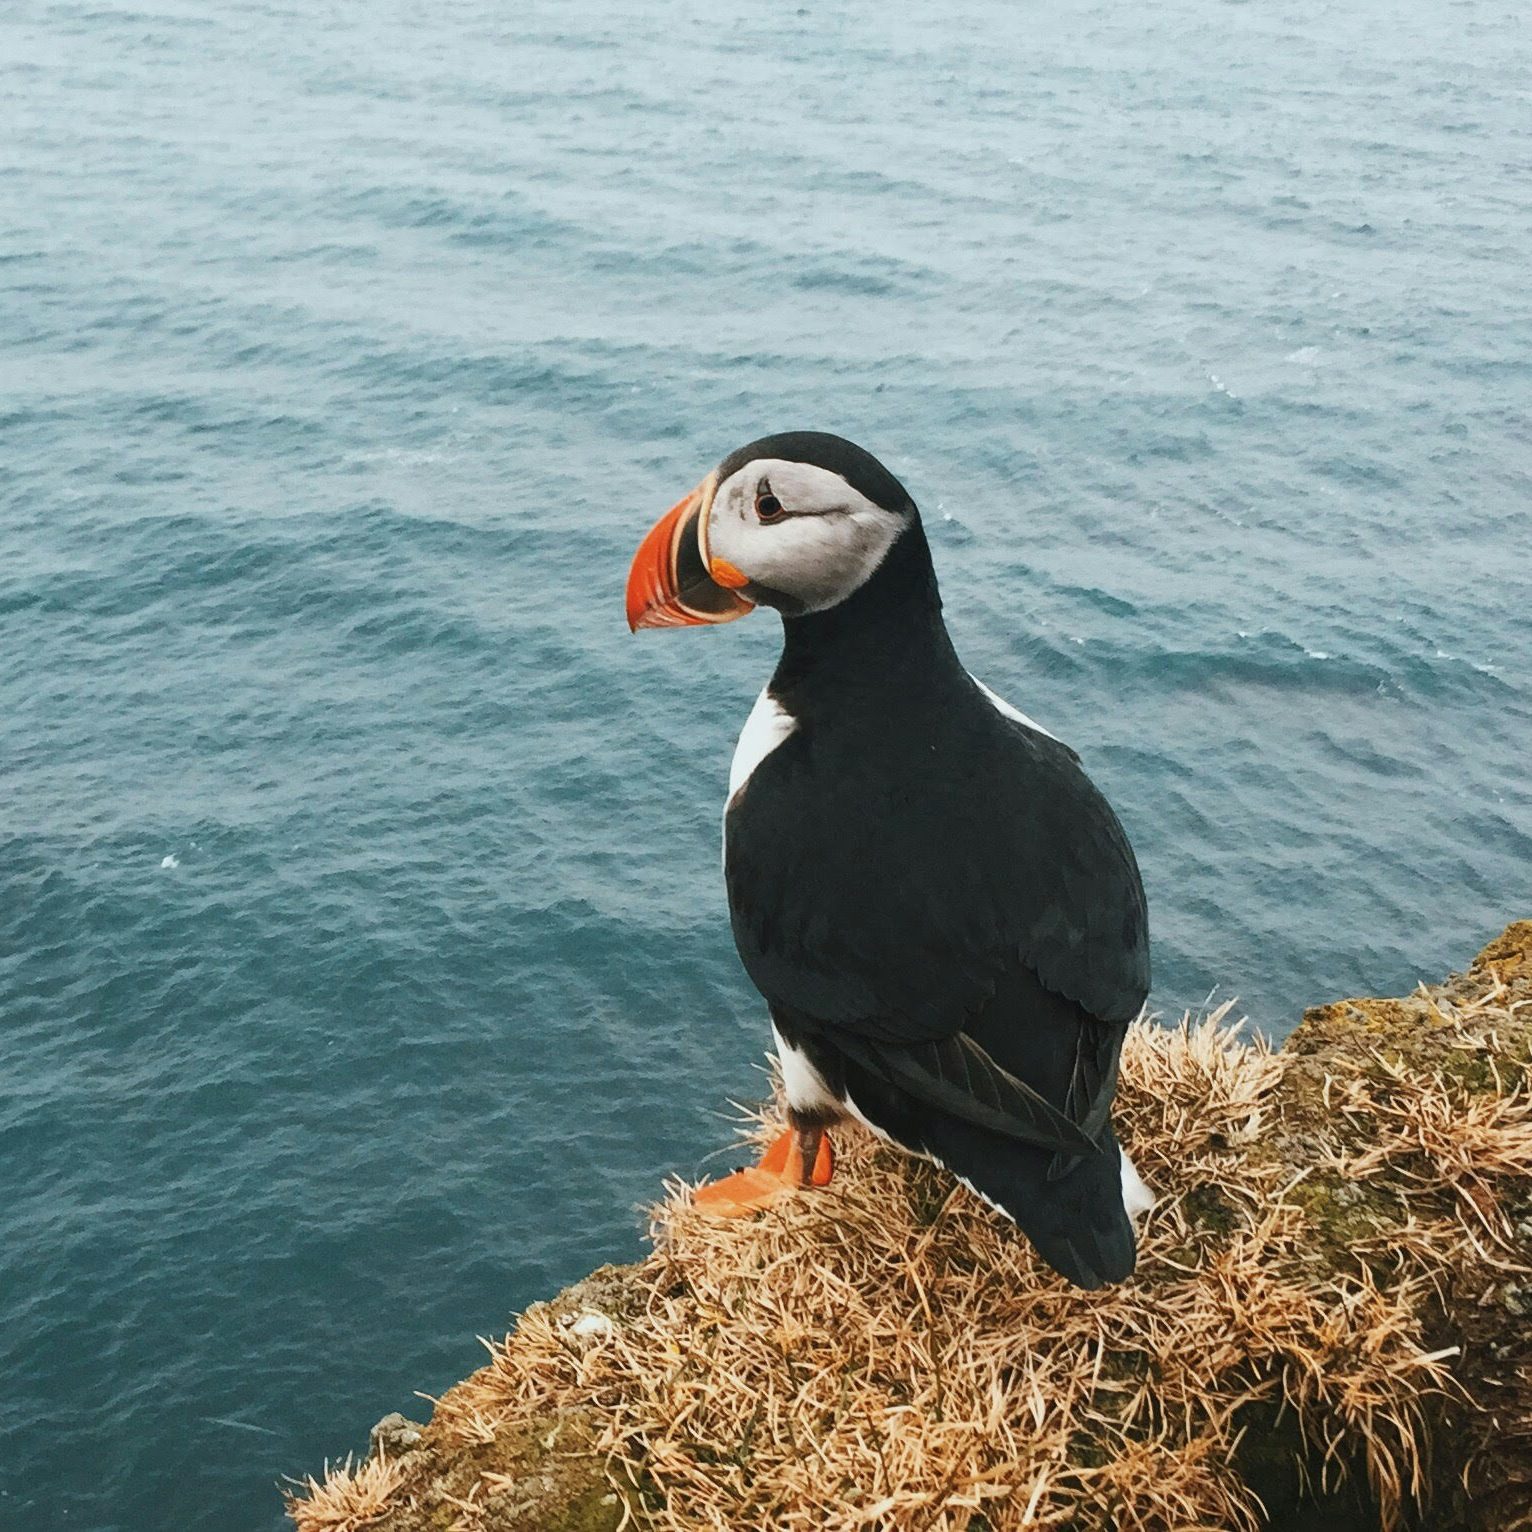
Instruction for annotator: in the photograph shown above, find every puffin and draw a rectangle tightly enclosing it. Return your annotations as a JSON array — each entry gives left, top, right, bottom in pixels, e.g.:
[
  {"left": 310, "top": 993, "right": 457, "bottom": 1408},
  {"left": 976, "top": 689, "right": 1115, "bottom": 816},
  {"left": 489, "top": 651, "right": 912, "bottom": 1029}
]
[{"left": 625, "top": 431, "right": 1153, "bottom": 1289}]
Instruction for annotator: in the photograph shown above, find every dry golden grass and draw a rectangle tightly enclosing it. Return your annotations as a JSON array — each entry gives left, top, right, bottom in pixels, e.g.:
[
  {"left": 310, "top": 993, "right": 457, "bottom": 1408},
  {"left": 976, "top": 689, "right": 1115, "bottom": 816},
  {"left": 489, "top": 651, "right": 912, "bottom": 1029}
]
[
  {"left": 286, "top": 1451, "right": 408, "bottom": 1532},
  {"left": 287, "top": 950, "right": 1532, "bottom": 1532},
  {"left": 1321, "top": 986, "right": 1532, "bottom": 1249}
]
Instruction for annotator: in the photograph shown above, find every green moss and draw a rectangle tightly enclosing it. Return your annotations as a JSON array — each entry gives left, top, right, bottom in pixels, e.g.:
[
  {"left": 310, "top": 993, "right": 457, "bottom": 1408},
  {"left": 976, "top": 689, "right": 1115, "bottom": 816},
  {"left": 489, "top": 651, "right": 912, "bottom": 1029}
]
[
  {"left": 535, "top": 1483, "right": 626, "bottom": 1532},
  {"left": 1438, "top": 1051, "right": 1497, "bottom": 1093},
  {"left": 1286, "top": 1171, "right": 1397, "bottom": 1250},
  {"left": 1181, "top": 1181, "right": 1240, "bottom": 1235},
  {"left": 367, "top": 1408, "right": 634, "bottom": 1532}
]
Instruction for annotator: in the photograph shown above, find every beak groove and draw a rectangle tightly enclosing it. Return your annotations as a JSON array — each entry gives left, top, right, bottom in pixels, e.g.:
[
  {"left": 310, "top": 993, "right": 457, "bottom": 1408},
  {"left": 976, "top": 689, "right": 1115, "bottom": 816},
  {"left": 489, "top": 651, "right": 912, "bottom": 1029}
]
[{"left": 625, "top": 473, "right": 755, "bottom": 631}]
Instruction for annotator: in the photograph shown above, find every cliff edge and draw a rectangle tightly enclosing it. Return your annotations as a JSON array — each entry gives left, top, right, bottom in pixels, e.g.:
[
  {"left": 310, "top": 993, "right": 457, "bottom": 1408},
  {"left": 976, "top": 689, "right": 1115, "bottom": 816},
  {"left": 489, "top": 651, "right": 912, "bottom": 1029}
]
[{"left": 287, "top": 924, "right": 1532, "bottom": 1532}]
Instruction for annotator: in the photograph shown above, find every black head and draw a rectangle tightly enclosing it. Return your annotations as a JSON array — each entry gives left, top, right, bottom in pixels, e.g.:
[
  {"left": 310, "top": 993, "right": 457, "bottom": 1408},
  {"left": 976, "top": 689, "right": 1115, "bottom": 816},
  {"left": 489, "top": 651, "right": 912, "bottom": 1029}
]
[{"left": 625, "top": 430, "right": 925, "bottom": 629}]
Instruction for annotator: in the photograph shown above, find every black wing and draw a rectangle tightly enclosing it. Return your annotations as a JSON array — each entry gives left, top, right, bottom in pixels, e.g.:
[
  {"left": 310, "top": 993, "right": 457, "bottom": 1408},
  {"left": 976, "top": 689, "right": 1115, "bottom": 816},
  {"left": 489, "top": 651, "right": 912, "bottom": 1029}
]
[{"left": 724, "top": 686, "right": 1148, "bottom": 1149}]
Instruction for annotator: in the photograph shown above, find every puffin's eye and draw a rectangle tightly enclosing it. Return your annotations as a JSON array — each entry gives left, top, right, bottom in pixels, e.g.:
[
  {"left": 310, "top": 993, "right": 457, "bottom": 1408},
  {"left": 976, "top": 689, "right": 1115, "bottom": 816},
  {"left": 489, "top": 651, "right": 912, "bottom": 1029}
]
[{"left": 755, "top": 483, "right": 787, "bottom": 524}]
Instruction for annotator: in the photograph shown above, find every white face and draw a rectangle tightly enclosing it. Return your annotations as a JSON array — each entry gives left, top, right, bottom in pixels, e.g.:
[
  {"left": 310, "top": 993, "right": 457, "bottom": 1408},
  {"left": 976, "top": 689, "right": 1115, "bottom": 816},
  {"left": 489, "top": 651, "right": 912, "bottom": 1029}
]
[{"left": 703, "top": 458, "right": 909, "bottom": 615}]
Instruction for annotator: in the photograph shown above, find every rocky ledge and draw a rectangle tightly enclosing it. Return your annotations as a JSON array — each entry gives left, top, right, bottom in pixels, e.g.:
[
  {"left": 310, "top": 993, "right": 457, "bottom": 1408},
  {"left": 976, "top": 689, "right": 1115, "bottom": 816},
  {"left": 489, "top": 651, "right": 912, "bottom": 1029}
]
[{"left": 288, "top": 924, "right": 1532, "bottom": 1532}]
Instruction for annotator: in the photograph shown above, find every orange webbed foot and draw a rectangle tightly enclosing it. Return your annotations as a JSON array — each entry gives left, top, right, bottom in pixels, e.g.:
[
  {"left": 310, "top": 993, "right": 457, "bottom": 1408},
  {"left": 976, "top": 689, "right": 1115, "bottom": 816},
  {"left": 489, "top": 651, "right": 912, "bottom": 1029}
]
[{"left": 693, "top": 1128, "right": 835, "bottom": 1217}]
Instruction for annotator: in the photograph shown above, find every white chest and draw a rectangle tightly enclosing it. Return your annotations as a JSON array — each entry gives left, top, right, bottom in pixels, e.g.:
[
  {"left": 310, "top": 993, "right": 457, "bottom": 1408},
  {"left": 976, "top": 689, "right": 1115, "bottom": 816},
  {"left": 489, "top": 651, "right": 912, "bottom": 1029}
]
[{"left": 727, "top": 687, "right": 798, "bottom": 802}]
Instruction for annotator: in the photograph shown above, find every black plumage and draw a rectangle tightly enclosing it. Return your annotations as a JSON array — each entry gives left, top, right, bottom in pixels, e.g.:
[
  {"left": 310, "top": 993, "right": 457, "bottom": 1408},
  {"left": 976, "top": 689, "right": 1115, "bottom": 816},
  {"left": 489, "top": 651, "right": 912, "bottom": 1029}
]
[{"left": 721, "top": 437, "right": 1150, "bottom": 1288}]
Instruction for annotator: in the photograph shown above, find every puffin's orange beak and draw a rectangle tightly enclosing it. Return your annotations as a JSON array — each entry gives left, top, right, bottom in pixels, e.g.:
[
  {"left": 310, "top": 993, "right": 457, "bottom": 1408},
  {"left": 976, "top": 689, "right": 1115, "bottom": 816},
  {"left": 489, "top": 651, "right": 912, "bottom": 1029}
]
[{"left": 626, "top": 473, "right": 756, "bottom": 632}]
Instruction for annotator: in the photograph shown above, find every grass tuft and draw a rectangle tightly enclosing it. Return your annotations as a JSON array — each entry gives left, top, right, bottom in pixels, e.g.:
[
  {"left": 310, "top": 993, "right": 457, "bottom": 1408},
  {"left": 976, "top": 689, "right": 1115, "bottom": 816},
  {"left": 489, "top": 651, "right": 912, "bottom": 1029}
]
[{"left": 285, "top": 1451, "right": 409, "bottom": 1532}]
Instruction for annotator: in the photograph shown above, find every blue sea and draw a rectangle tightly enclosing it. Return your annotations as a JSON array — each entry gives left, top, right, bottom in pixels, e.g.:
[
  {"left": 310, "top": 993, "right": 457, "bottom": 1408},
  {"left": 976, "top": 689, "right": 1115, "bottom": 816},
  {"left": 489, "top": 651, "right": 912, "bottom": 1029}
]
[{"left": 3, "top": 1, "right": 1529, "bottom": 1526}]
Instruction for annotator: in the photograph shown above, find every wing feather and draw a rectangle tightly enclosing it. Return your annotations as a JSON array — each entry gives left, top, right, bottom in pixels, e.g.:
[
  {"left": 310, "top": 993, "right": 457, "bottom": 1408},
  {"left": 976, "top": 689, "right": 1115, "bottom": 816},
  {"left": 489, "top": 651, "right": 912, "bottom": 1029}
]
[
  {"left": 725, "top": 682, "right": 1148, "bottom": 1151},
  {"left": 726, "top": 702, "right": 1149, "bottom": 1035},
  {"left": 834, "top": 1030, "right": 1101, "bottom": 1155}
]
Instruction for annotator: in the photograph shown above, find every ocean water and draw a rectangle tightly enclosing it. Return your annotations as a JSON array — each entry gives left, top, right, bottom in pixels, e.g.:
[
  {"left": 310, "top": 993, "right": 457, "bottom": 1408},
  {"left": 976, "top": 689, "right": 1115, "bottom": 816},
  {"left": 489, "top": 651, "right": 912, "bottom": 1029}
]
[{"left": 2, "top": 0, "right": 1529, "bottom": 1526}]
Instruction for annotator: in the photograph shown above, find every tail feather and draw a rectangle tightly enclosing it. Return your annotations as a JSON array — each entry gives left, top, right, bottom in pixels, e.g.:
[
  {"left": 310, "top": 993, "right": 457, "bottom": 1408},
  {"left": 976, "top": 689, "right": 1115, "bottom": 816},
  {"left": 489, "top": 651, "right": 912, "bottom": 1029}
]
[
  {"left": 836, "top": 1044, "right": 1141, "bottom": 1290},
  {"left": 920, "top": 1115, "right": 1137, "bottom": 1289}
]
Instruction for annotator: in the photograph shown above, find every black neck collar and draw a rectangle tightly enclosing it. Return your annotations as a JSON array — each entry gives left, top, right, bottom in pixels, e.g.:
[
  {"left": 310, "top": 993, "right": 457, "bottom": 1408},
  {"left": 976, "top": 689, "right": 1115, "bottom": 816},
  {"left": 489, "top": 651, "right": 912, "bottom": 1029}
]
[{"left": 770, "top": 518, "right": 959, "bottom": 700}]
